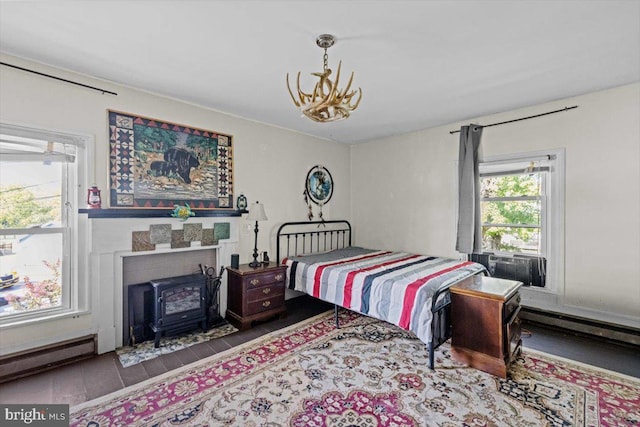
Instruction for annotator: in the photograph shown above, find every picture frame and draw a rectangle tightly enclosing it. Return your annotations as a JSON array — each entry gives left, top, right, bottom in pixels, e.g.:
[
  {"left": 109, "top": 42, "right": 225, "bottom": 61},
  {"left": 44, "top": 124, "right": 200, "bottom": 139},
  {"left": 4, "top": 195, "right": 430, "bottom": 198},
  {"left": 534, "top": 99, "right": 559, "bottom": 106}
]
[
  {"left": 108, "top": 110, "right": 233, "bottom": 209},
  {"left": 305, "top": 165, "right": 333, "bottom": 205}
]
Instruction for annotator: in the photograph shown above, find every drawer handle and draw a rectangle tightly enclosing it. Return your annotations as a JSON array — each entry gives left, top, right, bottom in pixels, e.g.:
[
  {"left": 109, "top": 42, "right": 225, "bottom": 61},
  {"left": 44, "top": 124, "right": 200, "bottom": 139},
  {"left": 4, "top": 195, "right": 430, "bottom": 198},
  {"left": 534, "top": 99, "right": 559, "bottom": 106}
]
[
  {"left": 250, "top": 278, "right": 260, "bottom": 286},
  {"left": 262, "top": 300, "right": 271, "bottom": 308},
  {"left": 263, "top": 287, "right": 271, "bottom": 294},
  {"left": 274, "top": 274, "right": 283, "bottom": 281}
]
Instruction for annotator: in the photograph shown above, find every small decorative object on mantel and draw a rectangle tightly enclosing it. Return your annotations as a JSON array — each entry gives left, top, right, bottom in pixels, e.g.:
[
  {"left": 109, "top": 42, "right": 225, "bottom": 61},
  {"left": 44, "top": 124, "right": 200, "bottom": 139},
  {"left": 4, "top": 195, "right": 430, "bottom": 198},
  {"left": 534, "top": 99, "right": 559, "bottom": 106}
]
[
  {"left": 87, "top": 185, "right": 102, "bottom": 209},
  {"left": 171, "top": 203, "right": 195, "bottom": 221},
  {"left": 303, "top": 165, "right": 333, "bottom": 222},
  {"left": 262, "top": 251, "right": 270, "bottom": 266},
  {"left": 236, "top": 194, "right": 247, "bottom": 210}
]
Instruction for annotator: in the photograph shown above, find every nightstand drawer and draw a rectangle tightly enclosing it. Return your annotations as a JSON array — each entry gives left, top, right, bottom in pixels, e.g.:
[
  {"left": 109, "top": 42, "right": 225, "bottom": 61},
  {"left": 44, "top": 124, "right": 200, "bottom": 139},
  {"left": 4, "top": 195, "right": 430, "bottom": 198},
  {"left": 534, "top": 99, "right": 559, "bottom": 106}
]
[
  {"left": 503, "top": 292, "right": 521, "bottom": 324},
  {"left": 245, "top": 271, "right": 285, "bottom": 288},
  {"left": 247, "top": 295, "right": 284, "bottom": 315},
  {"left": 246, "top": 284, "right": 284, "bottom": 302},
  {"left": 506, "top": 316, "right": 522, "bottom": 359}
]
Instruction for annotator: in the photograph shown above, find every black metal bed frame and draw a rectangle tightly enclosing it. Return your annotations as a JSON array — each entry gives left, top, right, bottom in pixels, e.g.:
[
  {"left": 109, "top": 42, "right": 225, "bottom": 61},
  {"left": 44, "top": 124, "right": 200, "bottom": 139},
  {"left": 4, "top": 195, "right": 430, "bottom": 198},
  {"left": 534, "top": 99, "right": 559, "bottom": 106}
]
[
  {"left": 276, "top": 220, "right": 462, "bottom": 369},
  {"left": 276, "top": 220, "right": 353, "bottom": 262}
]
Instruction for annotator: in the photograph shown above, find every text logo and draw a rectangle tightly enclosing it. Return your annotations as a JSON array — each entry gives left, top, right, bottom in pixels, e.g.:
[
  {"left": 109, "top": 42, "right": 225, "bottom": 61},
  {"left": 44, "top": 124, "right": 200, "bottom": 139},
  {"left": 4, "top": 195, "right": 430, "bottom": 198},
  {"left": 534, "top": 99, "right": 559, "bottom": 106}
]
[{"left": 1, "top": 405, "right": 69, "bottom": 426}]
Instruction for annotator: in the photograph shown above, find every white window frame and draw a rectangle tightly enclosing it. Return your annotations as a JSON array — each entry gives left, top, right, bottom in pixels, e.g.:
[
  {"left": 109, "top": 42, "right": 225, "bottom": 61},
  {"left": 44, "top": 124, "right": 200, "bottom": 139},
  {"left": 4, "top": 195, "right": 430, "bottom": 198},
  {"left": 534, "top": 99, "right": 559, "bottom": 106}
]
[
  {"left": 0, "top": 122, "right": 92, "bottom": 328},
  {"left": 479, "top": 149, "right": 565, "bottom": 294}
]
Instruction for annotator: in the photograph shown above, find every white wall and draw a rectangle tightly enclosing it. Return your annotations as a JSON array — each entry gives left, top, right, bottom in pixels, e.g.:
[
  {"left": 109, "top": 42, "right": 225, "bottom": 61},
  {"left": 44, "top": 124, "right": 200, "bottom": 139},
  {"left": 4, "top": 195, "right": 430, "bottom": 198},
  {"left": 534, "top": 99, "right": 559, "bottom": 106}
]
[
  {"left": 0, "top": 54, "right": 351, "bottom": 354},
  {"left": 351, "top": 83, "right": 640, "bottom": 328},
  {"left": 1, "top": 52, "right": 637, "bottom": 355}
]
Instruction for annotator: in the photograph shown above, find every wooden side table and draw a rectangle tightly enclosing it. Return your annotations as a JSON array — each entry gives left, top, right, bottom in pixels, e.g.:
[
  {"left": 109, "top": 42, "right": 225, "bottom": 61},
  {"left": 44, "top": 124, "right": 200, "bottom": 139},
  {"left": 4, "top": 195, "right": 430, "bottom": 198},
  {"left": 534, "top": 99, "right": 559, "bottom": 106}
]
[
  {"left": 226, "top": 263, "right": 287, "bottom": 331},
  {"left": 450, "top": 275, "right": 522, "bottom": 378}
]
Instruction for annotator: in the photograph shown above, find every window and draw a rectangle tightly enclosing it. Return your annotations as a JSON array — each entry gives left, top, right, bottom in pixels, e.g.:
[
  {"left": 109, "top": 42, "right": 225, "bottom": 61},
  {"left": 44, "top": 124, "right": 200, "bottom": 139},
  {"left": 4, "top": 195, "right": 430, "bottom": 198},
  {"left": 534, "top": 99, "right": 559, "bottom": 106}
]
[
  {"left": 480, "top": 164, "right": 546, "bottom": 255},
  {"left": 478, "top": 150, "right": 565, "bottom": 292},
  {"left": 0, "top": 123, "right": 89, "bottom": 324}
]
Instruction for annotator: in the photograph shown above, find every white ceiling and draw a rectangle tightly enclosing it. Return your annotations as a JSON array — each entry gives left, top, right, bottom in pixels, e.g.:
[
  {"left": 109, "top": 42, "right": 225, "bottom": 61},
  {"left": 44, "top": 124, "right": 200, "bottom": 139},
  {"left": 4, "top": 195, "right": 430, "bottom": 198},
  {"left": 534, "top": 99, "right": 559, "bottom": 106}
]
[{"left": 1, "top": 1, "right": 639, "bottom": 143}]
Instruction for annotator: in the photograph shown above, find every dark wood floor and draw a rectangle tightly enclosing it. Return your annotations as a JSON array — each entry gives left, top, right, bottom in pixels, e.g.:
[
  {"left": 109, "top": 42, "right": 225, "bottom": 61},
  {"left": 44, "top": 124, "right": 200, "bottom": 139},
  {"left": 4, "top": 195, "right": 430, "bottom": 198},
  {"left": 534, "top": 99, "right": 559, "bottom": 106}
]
[{"left": 1, "top": 295, "right": 638, "bottom": 407}]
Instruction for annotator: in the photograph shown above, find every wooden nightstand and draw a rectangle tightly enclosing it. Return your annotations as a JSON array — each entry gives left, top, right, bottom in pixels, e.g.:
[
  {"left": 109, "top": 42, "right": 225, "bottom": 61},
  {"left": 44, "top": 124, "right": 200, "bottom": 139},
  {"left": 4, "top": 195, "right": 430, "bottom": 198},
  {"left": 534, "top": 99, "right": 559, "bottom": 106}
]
[
  {"left": 226, "top": 263, "right": 287, "bottom": 331},
  {"left": 450, "top": 275, "right": 522, "bottom": 378}
]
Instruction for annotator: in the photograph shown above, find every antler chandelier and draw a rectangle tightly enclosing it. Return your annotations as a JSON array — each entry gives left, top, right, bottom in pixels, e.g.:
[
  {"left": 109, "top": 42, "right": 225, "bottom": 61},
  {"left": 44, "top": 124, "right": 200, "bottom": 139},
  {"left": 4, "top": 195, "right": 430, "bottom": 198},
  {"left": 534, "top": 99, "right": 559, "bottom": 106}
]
[{"left": 286, "top": 34, "right": 362, "bottom": 123}]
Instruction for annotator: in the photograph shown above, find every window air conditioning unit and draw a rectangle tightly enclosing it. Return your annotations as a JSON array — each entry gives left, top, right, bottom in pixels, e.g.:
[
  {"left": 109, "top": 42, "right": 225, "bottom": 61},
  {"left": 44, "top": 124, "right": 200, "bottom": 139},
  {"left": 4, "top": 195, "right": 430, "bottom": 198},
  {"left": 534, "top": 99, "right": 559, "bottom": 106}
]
[{"left": 470, "top": 253, "right": 546, "bottom": 287}]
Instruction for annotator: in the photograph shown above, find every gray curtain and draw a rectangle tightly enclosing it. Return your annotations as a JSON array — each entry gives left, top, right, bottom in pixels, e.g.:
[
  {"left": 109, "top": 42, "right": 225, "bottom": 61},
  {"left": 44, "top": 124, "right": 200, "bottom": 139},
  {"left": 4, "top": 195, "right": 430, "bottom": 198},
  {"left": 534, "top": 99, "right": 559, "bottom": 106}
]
[{"left": 455, "top": 124, "right": 483, "bottom": 254}]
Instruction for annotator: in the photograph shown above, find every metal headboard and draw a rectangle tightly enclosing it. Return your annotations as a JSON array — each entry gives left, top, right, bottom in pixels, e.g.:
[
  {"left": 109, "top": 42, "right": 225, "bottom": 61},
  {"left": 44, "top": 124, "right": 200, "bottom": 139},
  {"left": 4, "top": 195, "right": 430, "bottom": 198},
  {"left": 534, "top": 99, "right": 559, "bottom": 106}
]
[{"left": 276, "top": 220, "right": 352, "bottom": 263}]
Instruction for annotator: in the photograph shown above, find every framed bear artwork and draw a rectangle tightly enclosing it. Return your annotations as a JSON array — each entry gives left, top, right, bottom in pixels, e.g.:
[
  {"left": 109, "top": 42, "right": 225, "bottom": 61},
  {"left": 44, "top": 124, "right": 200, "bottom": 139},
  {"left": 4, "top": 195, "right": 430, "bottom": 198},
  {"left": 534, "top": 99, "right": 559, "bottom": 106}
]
[{"left": 108, "top": 110, "right": 234, "bottom": 209}]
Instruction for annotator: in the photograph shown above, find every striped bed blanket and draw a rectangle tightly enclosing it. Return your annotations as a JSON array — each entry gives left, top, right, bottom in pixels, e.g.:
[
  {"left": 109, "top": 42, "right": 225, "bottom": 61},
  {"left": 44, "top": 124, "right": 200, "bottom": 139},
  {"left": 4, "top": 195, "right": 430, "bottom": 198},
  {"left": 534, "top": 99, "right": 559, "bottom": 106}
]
[{"left": 284, "top": 247, "right": 486, "bottom": 345}]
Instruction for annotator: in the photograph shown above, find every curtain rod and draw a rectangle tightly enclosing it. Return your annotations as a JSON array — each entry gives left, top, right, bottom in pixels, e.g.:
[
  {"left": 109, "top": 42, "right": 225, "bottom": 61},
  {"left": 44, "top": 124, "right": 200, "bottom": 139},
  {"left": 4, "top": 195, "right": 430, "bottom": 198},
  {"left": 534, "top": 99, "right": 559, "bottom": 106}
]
[
  {"left": 1, "top": 62, "right": 118, "bottom": 96},
  {"left": 449, "top": 105, "right": 578, "bottom": 134}
]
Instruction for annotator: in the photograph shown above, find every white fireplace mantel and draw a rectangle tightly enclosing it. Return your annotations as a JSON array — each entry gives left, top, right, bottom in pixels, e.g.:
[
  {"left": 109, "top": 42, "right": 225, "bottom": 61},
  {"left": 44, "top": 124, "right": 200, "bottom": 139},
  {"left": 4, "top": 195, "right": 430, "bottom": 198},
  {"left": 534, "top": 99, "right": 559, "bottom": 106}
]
[{"left": 84, "top": 215, "right": 239, "bottom": 353}]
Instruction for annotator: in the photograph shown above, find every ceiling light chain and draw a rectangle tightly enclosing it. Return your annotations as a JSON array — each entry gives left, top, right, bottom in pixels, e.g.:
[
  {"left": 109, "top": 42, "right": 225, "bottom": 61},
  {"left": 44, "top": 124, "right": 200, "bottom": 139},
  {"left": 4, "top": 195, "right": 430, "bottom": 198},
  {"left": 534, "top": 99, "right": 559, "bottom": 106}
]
[
  {"left": 286, "top": 34, "right": 362, "bottom": 123},
  {"left": 323, "top": 48, "right": 329, "bottom": 72}
]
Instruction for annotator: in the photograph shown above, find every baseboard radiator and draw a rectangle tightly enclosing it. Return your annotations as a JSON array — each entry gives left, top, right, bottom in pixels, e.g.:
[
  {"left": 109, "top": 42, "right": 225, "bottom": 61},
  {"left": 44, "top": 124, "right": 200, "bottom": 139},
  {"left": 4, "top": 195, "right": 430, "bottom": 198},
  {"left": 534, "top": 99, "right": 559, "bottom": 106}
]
[
  {"left": 520, "top": 307, "right": 640, "bottom": 347},
  {"left": 0, "top": 335, "right": 96, "bottom": 383}
]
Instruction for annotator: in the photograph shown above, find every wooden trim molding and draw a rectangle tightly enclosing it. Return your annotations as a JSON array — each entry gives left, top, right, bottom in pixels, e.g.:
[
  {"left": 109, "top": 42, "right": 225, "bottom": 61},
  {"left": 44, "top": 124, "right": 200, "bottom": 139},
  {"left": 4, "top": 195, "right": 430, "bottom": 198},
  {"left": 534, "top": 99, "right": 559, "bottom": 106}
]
[
  {"left": 520, "top": 307, "right": 640, "bottom": 346},
  {"left": 0, "top": 335, "right": 96, "bottom": 383}
]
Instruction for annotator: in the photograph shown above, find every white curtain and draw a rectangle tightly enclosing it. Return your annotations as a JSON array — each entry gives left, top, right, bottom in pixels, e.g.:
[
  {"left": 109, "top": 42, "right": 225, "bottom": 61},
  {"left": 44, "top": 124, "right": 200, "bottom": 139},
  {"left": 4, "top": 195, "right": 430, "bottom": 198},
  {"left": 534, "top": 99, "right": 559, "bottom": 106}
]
[{"left": 455, "top": 124, "right": 483, "bottom": 254}]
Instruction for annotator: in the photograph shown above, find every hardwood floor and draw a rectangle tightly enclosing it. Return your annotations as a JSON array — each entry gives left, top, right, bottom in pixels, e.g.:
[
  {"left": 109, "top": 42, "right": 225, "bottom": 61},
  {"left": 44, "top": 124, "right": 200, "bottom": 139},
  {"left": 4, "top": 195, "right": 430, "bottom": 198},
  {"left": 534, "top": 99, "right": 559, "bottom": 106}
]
[
  {"left": 1, "top": 295, "right": 638, "bottom": 407},
  {"left": 520, "top": 321, "right": 640, "bottom": 377}
]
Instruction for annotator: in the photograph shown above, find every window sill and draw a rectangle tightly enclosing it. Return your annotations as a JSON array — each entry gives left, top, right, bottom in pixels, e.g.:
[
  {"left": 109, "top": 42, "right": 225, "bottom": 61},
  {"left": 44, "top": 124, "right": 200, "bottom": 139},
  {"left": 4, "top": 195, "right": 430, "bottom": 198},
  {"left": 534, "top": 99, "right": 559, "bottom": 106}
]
[
  {"left": 520, "top": 285, "right": 559, "bottom": 295},
  {"left": 0, "top": 307, "right": 89, "bottom": 330}
]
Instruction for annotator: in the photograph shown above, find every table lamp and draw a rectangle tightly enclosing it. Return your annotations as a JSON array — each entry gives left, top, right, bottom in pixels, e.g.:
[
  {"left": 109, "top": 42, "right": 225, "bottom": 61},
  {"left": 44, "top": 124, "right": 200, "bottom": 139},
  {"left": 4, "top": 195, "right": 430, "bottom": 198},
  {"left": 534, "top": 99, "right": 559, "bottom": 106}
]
[{"left": 247, "top": 201, "right": 268, "bottom": 268}]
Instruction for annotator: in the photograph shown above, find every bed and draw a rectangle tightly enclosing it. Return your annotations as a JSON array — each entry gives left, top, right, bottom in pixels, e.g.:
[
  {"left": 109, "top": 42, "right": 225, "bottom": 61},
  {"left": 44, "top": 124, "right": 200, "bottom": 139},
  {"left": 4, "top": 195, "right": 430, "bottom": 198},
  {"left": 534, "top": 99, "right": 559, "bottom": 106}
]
[{"left": 277, "top": 220, "right": 488, "bottom": 369}]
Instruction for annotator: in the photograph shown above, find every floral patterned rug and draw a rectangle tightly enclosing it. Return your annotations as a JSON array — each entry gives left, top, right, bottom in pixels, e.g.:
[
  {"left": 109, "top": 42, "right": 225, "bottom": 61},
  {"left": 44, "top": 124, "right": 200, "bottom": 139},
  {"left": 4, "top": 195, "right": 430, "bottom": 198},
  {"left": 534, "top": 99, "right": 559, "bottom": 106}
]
[
  {"left": 116, "top": 321, "right": 238, "bottom": 368},
  {"left": 72, "top": 311, "right": 639, "bottom": 426}
]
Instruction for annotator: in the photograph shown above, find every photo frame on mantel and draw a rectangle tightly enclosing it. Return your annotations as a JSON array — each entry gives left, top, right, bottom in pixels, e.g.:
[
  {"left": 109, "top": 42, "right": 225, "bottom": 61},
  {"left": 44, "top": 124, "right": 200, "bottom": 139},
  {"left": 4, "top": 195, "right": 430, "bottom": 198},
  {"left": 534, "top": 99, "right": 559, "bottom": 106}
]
[{"left": 108, "top": 110, "right": 234, "bottom": 209}]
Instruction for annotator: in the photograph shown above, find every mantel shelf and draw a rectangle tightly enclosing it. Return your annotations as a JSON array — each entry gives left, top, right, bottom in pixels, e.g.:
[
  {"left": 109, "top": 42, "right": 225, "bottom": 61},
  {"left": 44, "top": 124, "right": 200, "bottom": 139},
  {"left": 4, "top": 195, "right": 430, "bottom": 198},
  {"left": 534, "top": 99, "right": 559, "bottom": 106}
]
[{"left": 78, "top": 208, "right": 247, "bottom": 219}]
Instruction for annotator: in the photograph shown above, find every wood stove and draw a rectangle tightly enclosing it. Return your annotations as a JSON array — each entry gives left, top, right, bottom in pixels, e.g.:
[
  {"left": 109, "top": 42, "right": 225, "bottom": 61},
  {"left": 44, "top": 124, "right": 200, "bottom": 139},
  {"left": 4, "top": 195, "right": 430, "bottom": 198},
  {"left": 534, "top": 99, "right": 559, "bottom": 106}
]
[{"left": 149, "top": 274, "right": 208, "bottom": 348}]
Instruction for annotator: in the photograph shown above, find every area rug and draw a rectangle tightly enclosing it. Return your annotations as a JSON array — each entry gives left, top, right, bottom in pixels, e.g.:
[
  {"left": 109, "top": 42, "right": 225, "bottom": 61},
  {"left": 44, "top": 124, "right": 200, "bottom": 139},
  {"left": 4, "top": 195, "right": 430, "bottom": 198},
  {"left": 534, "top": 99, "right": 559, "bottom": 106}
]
[
  {"left": 116, "top": 321, "right": 238, "bottom": 368},
  {"left": 72, "top": 311, "right": 639, "bottom": 426}
]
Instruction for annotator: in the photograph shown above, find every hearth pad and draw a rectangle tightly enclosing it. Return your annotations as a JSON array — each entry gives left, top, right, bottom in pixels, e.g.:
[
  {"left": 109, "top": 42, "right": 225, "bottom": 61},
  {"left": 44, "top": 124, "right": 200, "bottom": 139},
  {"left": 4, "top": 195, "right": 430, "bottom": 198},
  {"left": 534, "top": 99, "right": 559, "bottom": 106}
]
[{"left": 116, "top": 321, "right": 237, "bottom": 368}]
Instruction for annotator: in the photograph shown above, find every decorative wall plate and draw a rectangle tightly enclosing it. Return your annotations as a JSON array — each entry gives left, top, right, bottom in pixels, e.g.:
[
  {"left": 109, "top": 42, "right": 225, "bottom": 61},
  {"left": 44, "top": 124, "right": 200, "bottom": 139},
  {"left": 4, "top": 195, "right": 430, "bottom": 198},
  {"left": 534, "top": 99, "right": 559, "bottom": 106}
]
[{"left": 305, "top": 165, "right": 333, "bottom": 205}]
